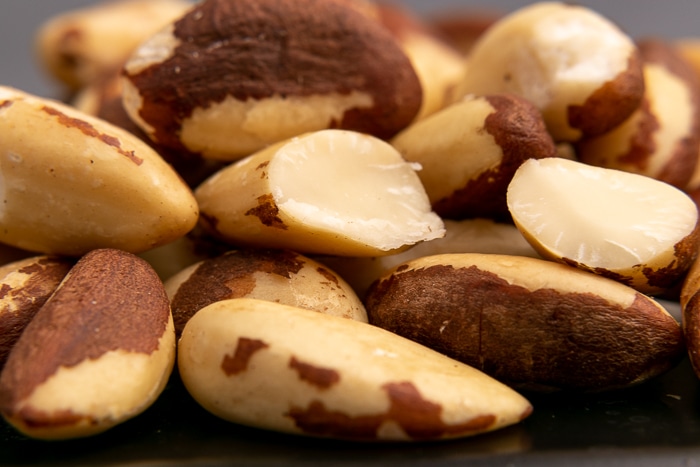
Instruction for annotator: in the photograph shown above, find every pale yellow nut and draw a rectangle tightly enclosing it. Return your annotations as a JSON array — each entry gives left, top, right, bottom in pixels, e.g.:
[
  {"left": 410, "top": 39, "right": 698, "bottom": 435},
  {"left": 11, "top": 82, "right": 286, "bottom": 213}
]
[
  {"left": 178, "top": 298, "right": 532, "bottom": 441},
  {"left": 0, "top": 86, "right": 199, "bottom": 256},
  {"left": 506, "top": 157, "right": 700, "bottom": 295},
  {"left": 195, "top": 129, "right": 445, "bottom": 257}
]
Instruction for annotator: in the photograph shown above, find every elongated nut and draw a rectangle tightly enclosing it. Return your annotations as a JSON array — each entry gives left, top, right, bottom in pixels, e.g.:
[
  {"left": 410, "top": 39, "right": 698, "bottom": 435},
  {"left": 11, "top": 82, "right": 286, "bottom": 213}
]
[
  {"left": 178, "top": 297, "right": 532, "bottom": 441},
  {"left": 391, "top": 94, "right": 557, "bottom": 220},
  {"left": 35, "top": 0, "right": 192, "bottom": 91},
  {"left": 365, "top": 253, "right": 685, "bottom": 393},
  {"left": 0, "top": 86, "right": 199, "bottom": 256},
  {"left": 165, "top": 249, "right": 368, "bottom": 337},
  {"left": 0, "top": 249, "right": 175, "bottom": 440},
  {"left": 195, "top": 129, "right": 445, "bottom": 257},
  {"left": 453, "top": 2, "right": 644, "bottom": 142},
  {"left": 122, "top": 0, "right": 423, "bottom": 161},
  {"left": 507, "top": 157, "right": 700, "bottom": 295},
  {"left": 0, "top": 256, "right": 74, "bottom": 369},
  {"left": 577, "top": 38, "right": 700, "bottom": 189}
]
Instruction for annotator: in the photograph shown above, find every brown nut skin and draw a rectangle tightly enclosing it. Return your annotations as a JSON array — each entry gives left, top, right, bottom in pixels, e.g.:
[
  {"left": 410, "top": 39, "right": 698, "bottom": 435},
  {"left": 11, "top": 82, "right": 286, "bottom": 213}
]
[
  {"left": 681, "top": 258, "right": 700, "bottom": 379},
  {"left": 122, "top": 0, "right": 423, "bottom": 161},
  {"left": 577, "top": 38, "right": 700, "bottom": 189},
  {"left": 365, "top": 253, "right": 685, "bottom": 393},
  {"left": 0, "top": 249, "right": 175, "bottom": 440},
  {"left": 428, "top": 9, "right": 503, "bottom": 57},
  {"left": 0, "top": 256, "right": 74, "bottom": 370},
  {"left": 391, "top": 94, "right": 557, "bottom": 221},
  {"left": 165, "top": 248, "right": 368, "bottom": 338}
]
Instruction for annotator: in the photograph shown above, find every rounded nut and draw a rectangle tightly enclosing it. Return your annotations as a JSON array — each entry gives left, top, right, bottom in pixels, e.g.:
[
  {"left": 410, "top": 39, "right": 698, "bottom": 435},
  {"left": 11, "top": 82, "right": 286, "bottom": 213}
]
[
  {"left": 365, "top": 253, "right": 685, "bottom": 393},
  {"left": 195, "top": 129, "right": 445, "bottom": 257},
  {"left": 0, "top": 86, "right": 199, "bottom": 256},
  {"left": 0, "top": 256, "right": 74, "bottom": 370},
  {"left": 390, "top": 93, "right": 557, "bottom": 221},
  {"left": 122, "top": 0, "right": 423, "bottom": 161},
  {"left": 0, "top": 249, "right": 175, "bottom": 440},
  {"left": 577, "top": 38, "right": 700, "bottom": 189},
  {"left": 178, "top": 297, "right": 532, "bottom": 441},
  {"left": 35, "top": 0, "right": 192, "bottom": 91},
  {"left": 507, "top": 157, "right": 700, "bottom": 295},
  {"left": 453, "top": 2, "right": 645, "bottom": 142},
  {"left": 165, "top": 248, "right": 368, "bottom": 338}
]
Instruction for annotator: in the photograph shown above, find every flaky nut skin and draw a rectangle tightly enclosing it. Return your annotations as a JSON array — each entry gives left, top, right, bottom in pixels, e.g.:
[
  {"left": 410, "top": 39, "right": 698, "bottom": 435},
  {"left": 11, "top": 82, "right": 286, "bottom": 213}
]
[{"left": 122, "top": 0, "right": 423, "bottom": 161}]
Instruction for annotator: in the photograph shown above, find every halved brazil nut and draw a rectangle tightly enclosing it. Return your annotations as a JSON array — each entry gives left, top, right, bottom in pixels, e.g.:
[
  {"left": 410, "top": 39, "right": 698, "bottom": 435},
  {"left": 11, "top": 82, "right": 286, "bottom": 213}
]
[
  {"left": 0, "top": 249, "right": 175, "bottom": 440},
  {"left": 195, "top": 129, "right": 445, "bottom": 256},
  {"left": 165, "top": 248, "right": 368, "bottom": 338},
  {"left": 365, "top": 253, "right": 685, "bottom": 393},
  {"left": 122, "top": 0, "right": 423, "bottom": 160},
  {"left": 178, "top": 297, "right": 532, "bottom": 441},
  {"left": 0, "top": 86, "right": 199, "bottom": 256}
]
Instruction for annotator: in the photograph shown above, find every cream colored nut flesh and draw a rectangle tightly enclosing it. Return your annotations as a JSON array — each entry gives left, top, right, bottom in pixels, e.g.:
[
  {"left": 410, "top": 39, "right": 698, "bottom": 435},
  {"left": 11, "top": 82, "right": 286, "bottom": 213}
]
[
  {"left": 390, "top": 93, "right": 556, "bottom": 220},
  {"left": 34, "top": 0, "right": 192, "bottom": 91},
  {"left": 0, "top": 249, "right": 175, "bottom": 440},
  {"left": 316, "top": 218, "right": 540, "bottom": 298},
  {"left": 178, "top": 297, "right": 532, "bottom": 441},
  {"left": 195, "top": 129, "right": 445, "bottom": 257},
  {"left": 165, "top": 249, "right": 368, "bottom": 337},
  {"left": 0, "top": 256, "right": 74, "bottom": 369},
  {"left": 365, "top": 253, "right": 685, "bottom": 393},
  {"left": 577, "top": 39, "right": 700, "bottom": 189},
  {"left": 0, "top": 86, "right": 199, "bottom": 256},
  {"left": 507, "top": 157, "right": 700, "bottom": 295},
  {"left": 454, "top": 2, "right": 644, "bottom": 142}
]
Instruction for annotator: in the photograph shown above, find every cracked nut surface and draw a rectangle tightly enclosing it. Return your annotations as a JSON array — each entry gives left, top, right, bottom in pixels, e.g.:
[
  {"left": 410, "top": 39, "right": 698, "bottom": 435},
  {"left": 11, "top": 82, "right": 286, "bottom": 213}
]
[{"left": 177, "top": 297, "right": 532, "bottom": 441}]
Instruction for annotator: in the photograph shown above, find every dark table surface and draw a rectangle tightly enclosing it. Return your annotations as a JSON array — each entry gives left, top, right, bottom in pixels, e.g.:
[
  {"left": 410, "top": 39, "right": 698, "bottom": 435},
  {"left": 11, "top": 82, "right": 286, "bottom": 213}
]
[{"left": 3, "top": 1, "right": 700, "bottom": 466}]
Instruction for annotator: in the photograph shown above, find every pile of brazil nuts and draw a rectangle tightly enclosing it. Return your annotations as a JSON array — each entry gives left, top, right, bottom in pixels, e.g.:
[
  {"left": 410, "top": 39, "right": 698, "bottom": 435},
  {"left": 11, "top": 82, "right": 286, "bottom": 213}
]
[{"left": 1, "top": 0, "right": 700, "bottom": 444}]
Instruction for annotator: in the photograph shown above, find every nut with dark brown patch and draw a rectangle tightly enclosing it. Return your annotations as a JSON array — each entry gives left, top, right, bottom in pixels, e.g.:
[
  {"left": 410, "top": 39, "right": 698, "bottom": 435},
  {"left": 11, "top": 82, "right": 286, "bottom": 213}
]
[
  {"left": 164, "top": 248, "right": 368, "bottom": 338},
  {"left": 177, "top": 297, "right": 532, "bottom": 441},
  {"left": 451, "top": 2, "right": 645, "bottom": 142},
  {"left": 390, "top": 93, "right": 557, "bottom": 221},
  {"left": 121, "top": 0, "right": 423, "bottom": 161},
  {"left": 0, "top": 256, "right": 74, "bottom": 370},
  {"left": 365, "top": 253, "right": 685, "bottom": 393},
  {"left": 0, "top": 86, "right": 199, "bottom": 256},
  {"left": 195, "top": 129, "right": 444, "bottom": 257},
  {"left": 577, "top": 38, "right": 700, "bottom": 189},
  {"left": 0, "top": 249, "right": 175, "bottom": 440}
]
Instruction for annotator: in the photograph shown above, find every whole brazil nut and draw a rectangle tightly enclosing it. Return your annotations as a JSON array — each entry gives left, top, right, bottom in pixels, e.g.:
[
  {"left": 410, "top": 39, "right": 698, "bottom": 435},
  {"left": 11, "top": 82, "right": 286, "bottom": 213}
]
[
  {"left": 577, "top": 38, "right": 700, "bottom": 189},
  {"left": 0, "top": 86, "right": 199, "bottom": 256},
  {"left": 0, "top": 249, "right": 175, "bottom": 440},
  {"left": 365, "top": 253, "right": 685, "bottom": 393},
  {"left": 165, "top": 248, "right": 368, "bottom": 338},
  {"left": 195, "top": 129, "right": 445, "bottom": 257},
  {"left": 390, "top": 94, "right": 557, "bottom": 221},
  {"left": 121, "top": 0, "right": 423, "bottom": 161},
  {"left": 452, "top": 2, "right": 645, "bottom": 143},
  {"left": 177, "top": 297, "right": 532, "bottom": 441},
  {"left": 0, "top": 256, "right": 74, "bottom": 370}
]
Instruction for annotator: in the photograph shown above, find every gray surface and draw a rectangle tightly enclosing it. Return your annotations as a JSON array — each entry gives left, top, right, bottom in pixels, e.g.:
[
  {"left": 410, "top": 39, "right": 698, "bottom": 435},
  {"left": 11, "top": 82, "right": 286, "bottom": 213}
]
[{"left": 2, "top": 1, "right": 700, "bottom": 97}]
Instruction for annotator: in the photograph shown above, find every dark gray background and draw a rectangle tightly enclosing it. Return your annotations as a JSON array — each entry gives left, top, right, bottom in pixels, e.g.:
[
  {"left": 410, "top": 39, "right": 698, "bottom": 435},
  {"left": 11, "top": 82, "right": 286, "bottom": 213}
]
[{"left": 3, "top": 1, "right": 700, "bottom": 98}]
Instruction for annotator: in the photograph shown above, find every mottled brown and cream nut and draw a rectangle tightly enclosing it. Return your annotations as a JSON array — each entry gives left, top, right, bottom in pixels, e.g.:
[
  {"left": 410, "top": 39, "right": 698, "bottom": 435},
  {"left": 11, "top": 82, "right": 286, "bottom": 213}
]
[
  {"left": 0, "top": 256, "right": 74, "bottom": 369},
  {"left": 376, "top": 3, "right": 467, "bottom": 120},
  {"left": 452, "top": 2, "right": 644, "bottom": 142},
  {"left": 365, "top": 253, "right": 685, "bottom": 393},
  {"left": 195, "top": 129, "right": 445, "bottom": 257},
  {"left": 35, "top": 0, "right": 192, "bottom": 92},
  {"left": 316, "top": 218, "right": 539, "bottom": 298},
  {"left": 165, "top": 249, "right": 367, "bottom": 337},
  {"left": 390, "top": 94, "right": 557, "bottom": 221},
  {"left": 121, "top": 0, "right": 423, "bottom": 161},
  {"left": 0, "top": 249, "right": 175, "bottom": 440},
  {"left": 577, "top": 38, "right": 700, "bottom": 189},
  {"left": 507, "top": 158, "right": 700, "bottom": 295},
  {"left": 178, "top": 297, "right": 532, "bottom": 441},
  {"left": 0, "top": 86, "right": 199, "bottom": 256}
]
